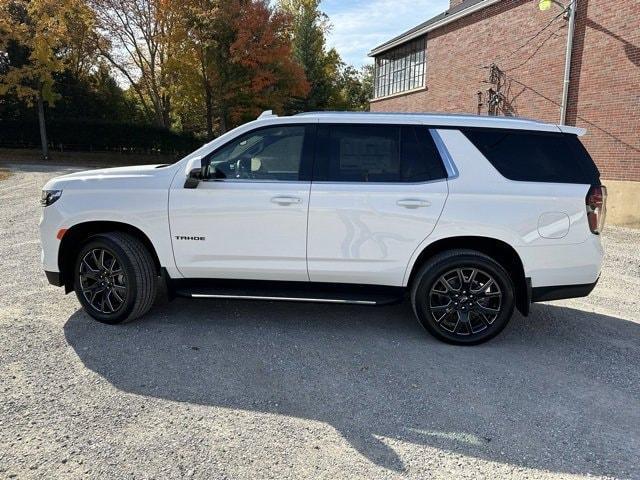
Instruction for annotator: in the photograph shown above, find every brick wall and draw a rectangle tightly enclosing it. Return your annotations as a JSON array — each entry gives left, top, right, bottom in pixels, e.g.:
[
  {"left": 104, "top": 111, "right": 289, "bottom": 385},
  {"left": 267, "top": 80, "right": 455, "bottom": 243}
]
[{"left": 371, "top": 0, "right": 640, "bottom": 182}]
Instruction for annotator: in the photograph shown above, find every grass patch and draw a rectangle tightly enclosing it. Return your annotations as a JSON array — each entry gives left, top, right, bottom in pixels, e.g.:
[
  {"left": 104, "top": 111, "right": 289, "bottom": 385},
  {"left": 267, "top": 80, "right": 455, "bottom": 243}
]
[{"left": 0, "top": 169, "right": 12, "bottom": 181}]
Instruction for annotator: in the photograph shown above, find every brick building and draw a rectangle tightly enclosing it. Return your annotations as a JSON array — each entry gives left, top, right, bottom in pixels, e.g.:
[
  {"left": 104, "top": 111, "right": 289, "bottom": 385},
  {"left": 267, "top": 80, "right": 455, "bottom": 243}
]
[{"left": 369, "top": 0, "right": 640, "bottom": 226}]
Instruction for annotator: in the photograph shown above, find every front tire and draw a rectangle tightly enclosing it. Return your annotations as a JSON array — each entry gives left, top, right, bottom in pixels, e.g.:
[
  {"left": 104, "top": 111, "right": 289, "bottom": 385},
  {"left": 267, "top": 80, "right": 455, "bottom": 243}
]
[
  {"left": 73, "top": 232, "right": 157, "bottom": 324},
  {"left": 410, "top": 249, "right": 515, "bottom": 345}
]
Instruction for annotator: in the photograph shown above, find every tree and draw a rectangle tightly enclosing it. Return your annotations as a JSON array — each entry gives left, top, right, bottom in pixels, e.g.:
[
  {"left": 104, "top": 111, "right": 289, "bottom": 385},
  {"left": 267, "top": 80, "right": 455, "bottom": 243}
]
[
  {"left": 337, "top": 64, "right": 374, "bottom": 111},
  {"left": 226, "top": 0, "right": 309, "bottom": 127},
  {"left": 168, "top": 0, "right": 221, "bottom": 138},
  {"left": 91, "top": 0, "right": 176, "bottom": 128},
  {"left": 0, "top": 0, "right": 99, "bottom": 159},
  {"left": 170, "top": 0, "right": 308, "bottom": 135},
  {"left": 49, "top": 65, "right": 142, "bottom": 123},
  {"left": 279, "top": 0, "right": 341, "bottom": 112}
]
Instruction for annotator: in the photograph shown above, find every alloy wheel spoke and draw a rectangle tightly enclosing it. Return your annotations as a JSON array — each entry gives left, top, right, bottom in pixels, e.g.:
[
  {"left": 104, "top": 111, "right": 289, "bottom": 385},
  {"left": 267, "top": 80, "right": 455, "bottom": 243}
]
[
  {"left": 82, "top": 271, "right": 100, "bottom": 281},
  {"left": 429, "top": 266, "right": 502, "bottom": 337},
  {"left": 472, "top": 278, "right": 494, "bottom": 294},
  {"left": 451, "top": 314, "right": 461, "bottom": 334},
  {"left": 474, "top": 303, "right": 500, "bottom": 314},
  {"left": 82, "top": 283, "right": 103, "bottom": 293},
  {"left": 91, "top": 250, "right": 100, "bottom": 270},
  {"left": 430, "top": 302, "right": 451, "bottom": 311},
  {"left": 467, "top": 268, "right": 478, "bottom": 286},
  {"left": 440, "top": 275, "right": 458, "bottom": 293},
  {"left": 105, "top": 290, "right": 116, "bottom": 312},
  {"left": 112, "top": 287, "right": 124, "bottom": 303},
  {"left": 82, "top": 258, "right": 99, "bottom": 273},
  {"left": 478, "top": 312, "right": 492, "bottom": 327},
  {"left": 80, "top": 248, "right": 127, "bottom": 314}
]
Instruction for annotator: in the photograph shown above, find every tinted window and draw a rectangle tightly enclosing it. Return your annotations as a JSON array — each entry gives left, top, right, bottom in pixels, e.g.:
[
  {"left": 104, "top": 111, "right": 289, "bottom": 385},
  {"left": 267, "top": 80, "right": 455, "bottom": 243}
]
[
  {"left": 314, "top": 124, "right": 446, "bottom": 183},
  {"left": 461, "top": 128, "right": 600, "bottom": 184},
  {"left": 206, "top": 126, "right": 307, "bottom": 181},
  {"left": 401, "top": 126, "right": 448, "bottom": 182}
]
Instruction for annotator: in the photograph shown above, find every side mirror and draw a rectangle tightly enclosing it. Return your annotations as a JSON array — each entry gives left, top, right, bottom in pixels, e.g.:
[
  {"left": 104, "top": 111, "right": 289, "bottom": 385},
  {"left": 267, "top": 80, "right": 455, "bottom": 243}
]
[{"left": 184, "top": 156, "right": 205, "bottom": 189}]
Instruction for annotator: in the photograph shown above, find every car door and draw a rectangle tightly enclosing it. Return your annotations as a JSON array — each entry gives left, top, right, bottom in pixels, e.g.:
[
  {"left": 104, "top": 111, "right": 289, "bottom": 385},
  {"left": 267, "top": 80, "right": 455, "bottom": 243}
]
[
  {"left": 169, "top": 123, "right": 314, "bottom": 281},
  {"left": 307, "top": 123, "right": 449, "bottom": 286}
]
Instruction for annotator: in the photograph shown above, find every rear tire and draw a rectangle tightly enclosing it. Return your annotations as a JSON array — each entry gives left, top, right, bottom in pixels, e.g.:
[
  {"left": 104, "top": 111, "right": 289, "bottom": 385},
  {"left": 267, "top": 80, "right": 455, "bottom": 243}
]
[
  {"left": 410, "top": 249, "right": 515, "bottom": 345},
  {"left": 73, "top": 232, "right": 157, "bottom": 324}
]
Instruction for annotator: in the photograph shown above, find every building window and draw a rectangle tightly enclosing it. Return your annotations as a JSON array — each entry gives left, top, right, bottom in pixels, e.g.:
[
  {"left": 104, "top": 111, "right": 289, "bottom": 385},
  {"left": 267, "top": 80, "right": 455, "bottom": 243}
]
[{"left": 374, "top": 38, "right": 426, "bottom": 99}]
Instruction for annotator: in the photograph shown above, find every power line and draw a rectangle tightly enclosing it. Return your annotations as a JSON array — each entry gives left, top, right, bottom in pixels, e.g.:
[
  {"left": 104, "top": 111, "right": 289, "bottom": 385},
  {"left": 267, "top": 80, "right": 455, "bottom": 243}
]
[{"left": 479, "top": 0, "right": 574, "bottom": 69}]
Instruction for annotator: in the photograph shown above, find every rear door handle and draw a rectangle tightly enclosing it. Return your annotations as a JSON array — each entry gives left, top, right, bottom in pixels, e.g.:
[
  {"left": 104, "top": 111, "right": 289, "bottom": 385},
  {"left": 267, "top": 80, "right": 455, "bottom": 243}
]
[
  {"left": 271, "top": 196, "right": 301, "bottom": 205},
  {"left": 397, "top": 199, "right": 431, "bottom": 209}
]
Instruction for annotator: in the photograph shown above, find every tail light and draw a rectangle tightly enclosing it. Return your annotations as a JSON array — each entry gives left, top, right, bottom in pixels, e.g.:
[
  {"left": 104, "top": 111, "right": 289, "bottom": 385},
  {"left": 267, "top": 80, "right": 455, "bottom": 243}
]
[{"left": 586, "top": 185, "right": 607, "bottom": 234}]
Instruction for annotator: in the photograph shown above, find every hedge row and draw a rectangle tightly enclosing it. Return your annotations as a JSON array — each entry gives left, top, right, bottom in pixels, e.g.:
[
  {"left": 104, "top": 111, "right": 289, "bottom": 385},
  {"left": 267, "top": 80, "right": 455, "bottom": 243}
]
[{"left": 0, "top": 120, "right": 202, "bottom": 154}]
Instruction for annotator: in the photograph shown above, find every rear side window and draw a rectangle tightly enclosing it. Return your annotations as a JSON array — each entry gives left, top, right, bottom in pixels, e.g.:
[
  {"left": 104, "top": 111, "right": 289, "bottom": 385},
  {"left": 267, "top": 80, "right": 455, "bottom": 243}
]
[
  {"left": 461, "top": 128, "right": 600, "bottom": 184},
  {"left": 314, "top": 124, "right": 447, "bottom": 183}
]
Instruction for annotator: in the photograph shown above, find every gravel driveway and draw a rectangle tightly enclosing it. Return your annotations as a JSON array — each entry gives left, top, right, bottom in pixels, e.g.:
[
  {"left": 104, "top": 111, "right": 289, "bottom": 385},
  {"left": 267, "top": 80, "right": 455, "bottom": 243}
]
[{"left": 1, "top": 164, "right": 639, "bottom": 479}]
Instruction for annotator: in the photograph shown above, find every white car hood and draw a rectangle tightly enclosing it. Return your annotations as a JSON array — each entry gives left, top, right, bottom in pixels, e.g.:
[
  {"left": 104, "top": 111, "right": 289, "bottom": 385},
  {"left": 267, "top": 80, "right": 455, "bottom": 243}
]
[
  {"left": 58, "top": 164, "right": 168, "bottom": 180},
  {"left": 43, "top": 164, "right": 178, "bottom": 191}
]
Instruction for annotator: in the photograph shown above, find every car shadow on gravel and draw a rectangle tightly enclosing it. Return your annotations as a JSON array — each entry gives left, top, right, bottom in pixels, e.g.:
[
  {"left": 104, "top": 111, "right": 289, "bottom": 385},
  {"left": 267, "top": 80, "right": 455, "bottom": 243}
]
[{"left": 64, "top": 299, "right": 640, "bottom": 477}]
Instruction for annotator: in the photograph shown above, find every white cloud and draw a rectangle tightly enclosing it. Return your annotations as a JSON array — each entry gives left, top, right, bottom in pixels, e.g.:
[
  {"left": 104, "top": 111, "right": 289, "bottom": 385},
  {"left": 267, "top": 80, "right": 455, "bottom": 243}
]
[{"left": 323, "top": 0, "right": 449, "bottom": 67}]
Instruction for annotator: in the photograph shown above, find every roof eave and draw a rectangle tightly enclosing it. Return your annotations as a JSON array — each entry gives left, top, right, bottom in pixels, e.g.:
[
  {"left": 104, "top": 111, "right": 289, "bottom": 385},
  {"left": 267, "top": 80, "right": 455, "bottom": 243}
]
[{"left": 368, "top": 0, "right": 502, "bottom": 57}]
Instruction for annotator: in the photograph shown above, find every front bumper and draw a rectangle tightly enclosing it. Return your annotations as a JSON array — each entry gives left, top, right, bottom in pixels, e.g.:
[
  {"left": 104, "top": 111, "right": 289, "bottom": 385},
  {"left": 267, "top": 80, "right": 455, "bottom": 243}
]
[{"left": 45, "top": 270, "right": 64, "bottom": 287}]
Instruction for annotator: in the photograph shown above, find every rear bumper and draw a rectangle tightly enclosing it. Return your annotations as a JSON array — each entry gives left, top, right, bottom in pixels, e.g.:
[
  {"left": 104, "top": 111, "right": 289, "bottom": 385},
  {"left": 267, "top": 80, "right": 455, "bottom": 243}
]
[
  {"left": 531, "top": 276, "right": 599, "bottom": 302},
  {"left": 45, "top": 270, "right": 64, "bottom": 287}
]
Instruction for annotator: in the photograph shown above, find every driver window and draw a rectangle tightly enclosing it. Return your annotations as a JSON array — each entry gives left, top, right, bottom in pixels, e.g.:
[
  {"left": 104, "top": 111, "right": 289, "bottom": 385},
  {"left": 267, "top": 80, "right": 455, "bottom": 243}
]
[{"left": 206, "top": 126, "right": 305, "bottom": 181}]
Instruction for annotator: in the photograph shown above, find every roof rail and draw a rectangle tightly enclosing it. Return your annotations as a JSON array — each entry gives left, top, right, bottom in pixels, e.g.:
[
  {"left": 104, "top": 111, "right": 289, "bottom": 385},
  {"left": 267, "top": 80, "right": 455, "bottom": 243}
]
[
  {"left": 295, "top": 111, "right": 544, "bottom": 123},
  {"left": 258, "top": 110, "right": 277, "bottom": 119}
]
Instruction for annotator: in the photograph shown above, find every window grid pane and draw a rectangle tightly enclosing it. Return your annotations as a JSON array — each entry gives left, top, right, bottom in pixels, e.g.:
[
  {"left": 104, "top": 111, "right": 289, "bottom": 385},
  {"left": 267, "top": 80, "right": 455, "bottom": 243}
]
[{"left": 373, "top": 38, "right": 426, "bottom": 99}]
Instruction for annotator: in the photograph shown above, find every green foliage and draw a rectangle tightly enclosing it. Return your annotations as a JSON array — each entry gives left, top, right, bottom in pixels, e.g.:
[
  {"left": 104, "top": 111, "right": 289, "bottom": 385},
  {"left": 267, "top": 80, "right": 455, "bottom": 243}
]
[
  {"left": 280, "top": 0, "right": 338, "bottom": 112},
  {"left": 169, "top": 0, "right": 309, "bottom": 136},
  {"left": 0, "top": 0, "right": 99, "bottom": 105},
  {"left": 280, "top": 0, "right": 373, "bottom": 113},
  {"left": 339, "top": 64, "right": 374, "bottom": 111},
  {"left": 0, "top": 0, "right": 374, "bottom": 159}
]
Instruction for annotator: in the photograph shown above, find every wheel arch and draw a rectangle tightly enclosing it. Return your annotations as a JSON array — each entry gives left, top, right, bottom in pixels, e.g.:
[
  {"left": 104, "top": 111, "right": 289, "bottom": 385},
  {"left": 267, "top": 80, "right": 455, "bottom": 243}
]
[
  {"left": 406, "top": 236, "right": 530, "bottom": 316},
  {"left": 58, "top": 221, "right": 161, "bottom": 293}
]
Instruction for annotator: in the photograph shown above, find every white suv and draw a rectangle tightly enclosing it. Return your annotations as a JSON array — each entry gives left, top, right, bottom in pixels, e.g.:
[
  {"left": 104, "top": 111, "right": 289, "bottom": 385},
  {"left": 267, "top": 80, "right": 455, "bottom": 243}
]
[{"left": 39, "top": 111, "right": 606, "bottom": 344}]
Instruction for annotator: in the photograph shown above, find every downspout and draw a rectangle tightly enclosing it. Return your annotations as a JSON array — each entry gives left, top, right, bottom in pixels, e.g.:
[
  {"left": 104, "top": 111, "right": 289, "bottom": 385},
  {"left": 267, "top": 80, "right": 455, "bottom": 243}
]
[{"left": 560, "top": 0, "right": 577, "bottom": 125}]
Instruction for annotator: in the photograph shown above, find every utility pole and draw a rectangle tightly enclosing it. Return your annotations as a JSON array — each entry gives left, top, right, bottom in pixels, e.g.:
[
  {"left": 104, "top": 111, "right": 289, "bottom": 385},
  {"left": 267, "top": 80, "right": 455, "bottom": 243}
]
[{"left": 559, "top": 0, "right": 577, "bottom": 125}]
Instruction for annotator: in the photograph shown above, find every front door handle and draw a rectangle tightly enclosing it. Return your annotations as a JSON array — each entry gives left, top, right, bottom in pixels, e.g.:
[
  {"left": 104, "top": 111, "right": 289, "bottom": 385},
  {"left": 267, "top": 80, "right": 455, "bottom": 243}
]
[
  {"left": 397, "top": 199, "right": 431, "bottom": 209},
  {"left": 271, "top": 196, "right": 301, "bottom": 205}
]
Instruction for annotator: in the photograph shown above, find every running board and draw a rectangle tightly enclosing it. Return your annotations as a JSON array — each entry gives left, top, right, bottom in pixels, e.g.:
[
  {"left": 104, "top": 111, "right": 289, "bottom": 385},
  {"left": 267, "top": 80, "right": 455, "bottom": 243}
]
[{"left": 170, "top": 279, "right": 405, "bottom": 306}]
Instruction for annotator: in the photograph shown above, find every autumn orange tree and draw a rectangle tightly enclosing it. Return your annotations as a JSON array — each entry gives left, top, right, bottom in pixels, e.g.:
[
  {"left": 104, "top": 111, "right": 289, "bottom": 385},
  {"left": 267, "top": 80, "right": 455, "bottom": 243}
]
[
  {"left": 225, "top": 0, "right": 309, "bottom": 129},
  {"left": 169, "top": 0, "right": 308, "bottom": 136}
]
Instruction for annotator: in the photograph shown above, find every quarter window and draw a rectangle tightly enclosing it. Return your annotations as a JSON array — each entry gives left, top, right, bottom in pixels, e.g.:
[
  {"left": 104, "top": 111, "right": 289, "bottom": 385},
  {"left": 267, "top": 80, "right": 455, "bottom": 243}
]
[
  {"left": 461, "top": 128, "right": 600, "bottom": 184},
  {"left": 314, "top": 124, "right": 446, "bottom": 183},
  {"left": 374, "top": 38, "right": 426, "bottom": 98},
  {"left": 206, "top": 126, "right": 307, "bottom": 181}
]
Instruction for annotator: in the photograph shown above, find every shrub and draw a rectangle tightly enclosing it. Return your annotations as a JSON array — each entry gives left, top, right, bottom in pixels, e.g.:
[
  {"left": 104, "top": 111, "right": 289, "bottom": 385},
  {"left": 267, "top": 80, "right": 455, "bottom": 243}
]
[{"left": 0, "top": 120, "right": 202, "bottom": 154}]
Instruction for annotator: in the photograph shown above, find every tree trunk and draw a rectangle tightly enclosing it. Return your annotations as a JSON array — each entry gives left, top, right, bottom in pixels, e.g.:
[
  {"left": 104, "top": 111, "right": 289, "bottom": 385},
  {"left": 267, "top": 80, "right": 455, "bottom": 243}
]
[
  {"left": 37, "top": 92, "right": 49, "bottom": 160},
  {"left": 204, "top": 85, "right": 213, "bottom": 140},
  {"left": 219, "top": 107, "right": 228, "bottom": 135}
]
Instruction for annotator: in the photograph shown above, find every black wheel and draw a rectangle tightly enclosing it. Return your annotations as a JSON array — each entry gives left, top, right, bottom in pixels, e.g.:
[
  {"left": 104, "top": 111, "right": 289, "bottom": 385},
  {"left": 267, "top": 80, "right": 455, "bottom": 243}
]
[
  {"left": 73, "top": 232, "right": 157, "bottom": 324},
  {"left": 411, "top": 249, "right": 515, "bottom": 345}
]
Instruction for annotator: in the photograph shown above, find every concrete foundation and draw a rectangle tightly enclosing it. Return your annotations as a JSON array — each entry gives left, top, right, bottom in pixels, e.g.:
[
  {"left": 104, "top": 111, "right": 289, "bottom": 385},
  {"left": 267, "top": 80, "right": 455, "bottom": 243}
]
[{"left": 604, "top": 180, "right": 640, "bottom": 228}]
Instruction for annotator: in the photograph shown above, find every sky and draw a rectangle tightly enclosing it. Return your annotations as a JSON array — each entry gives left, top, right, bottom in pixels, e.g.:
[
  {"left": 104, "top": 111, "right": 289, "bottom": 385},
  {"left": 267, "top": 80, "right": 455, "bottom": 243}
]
[{"left": 321, "top": 0, "right": 449, "bottom": 68}]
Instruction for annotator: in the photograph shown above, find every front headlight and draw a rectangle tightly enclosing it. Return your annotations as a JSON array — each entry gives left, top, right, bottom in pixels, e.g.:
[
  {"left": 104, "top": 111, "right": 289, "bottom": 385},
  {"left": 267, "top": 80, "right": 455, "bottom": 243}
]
[{"left": 41, "top": 189, "right": 62, "bottom": 207}]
